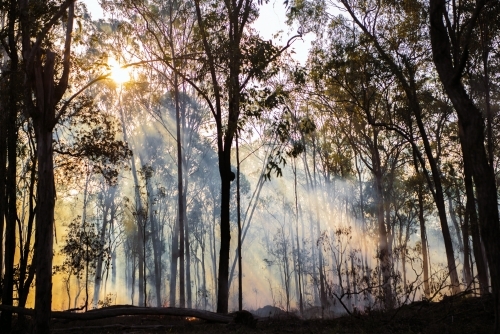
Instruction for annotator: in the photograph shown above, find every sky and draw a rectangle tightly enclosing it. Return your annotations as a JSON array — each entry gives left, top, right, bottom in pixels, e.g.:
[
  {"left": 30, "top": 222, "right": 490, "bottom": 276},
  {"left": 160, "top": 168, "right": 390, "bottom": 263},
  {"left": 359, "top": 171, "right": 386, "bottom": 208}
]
[{"left": 83, "top": 0, "right": 313, "bottom": 65}]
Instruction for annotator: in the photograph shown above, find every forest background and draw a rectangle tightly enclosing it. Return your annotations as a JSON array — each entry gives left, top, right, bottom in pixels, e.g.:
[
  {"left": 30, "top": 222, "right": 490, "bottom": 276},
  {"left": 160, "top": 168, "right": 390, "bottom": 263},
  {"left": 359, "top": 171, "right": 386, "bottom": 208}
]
[{"left": 1, "top": 0, "right": 500, "bottom": 333}]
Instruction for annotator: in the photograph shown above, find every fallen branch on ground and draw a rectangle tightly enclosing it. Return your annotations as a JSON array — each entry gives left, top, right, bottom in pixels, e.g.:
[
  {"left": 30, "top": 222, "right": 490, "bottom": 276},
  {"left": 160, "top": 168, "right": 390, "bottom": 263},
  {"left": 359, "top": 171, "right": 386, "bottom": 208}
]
[{"left": 0, "top": 305, "right": 234, "bottom": 323}]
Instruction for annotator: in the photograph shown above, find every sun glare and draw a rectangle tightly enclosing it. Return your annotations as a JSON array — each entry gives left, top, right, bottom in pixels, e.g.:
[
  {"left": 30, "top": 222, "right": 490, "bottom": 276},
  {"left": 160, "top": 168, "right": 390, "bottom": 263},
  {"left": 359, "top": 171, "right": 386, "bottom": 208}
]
[{"left": 108, "top": 58, "right": 130, "bottom": 84}]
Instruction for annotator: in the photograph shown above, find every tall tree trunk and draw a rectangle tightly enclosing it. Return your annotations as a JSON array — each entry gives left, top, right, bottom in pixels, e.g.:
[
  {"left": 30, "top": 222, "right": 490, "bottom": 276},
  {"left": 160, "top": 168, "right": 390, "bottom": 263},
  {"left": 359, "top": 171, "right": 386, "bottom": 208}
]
[
  {"left": 34, "top": 120, "right": 56, "bottom": 334},
  {"left": 201, "top": 234, "right": 208, "bottom": 310},
  {"left": 17, "top": 150, "right": 37, "bottom": 309},
  {"left": 293, "top": 161, "right": 304, "bottom": 315},
  {"left": 448, "top": 194, "right": 464, "bottom": 256},
  {"left": 149, "top": 185, "right": 162, "bottom": 307},
  {"left": 170, "top": 215, "right": 179, "bottom": 307},
  {"left": 461, "top": 197, "right": 473, "bottom": 289},
  {"left": 0, "top": 94, "right": 5, "bottom": 323},
  {"left": 429, "top": 2, "right": 500, "bottom": 330},
  {"left": 417, "top": 182, "right": 430, "bottom": 299},
  {"left": 210, "top": 205, "right": 218, "bottom": 305},
  {"left": 236, "top": 131, "right": 242, "bottom": 311},
  {"left": 460, "top": 121, "right": 489, "bottom": 295},
  {"left": 93, "top": 186, "right": 115, "bottom": 308},
  {"left": 119, "top": 100, "right": 144, "bottom": 306},
  {"left": 372, "top": 130, "right": 393, "bottom": 309},
  {"left": 0, "top": 20, "right": 19, "bottom": 328},
  {"left": 217, "top": 163, "right": 232, "bottom": 313}
]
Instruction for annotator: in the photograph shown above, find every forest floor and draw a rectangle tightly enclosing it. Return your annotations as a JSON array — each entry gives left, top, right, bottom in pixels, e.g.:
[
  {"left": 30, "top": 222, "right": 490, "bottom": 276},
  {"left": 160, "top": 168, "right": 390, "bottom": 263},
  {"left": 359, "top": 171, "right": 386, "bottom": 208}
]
[{"left": 10, "top": 294, "right": 495, "bottom": 333}]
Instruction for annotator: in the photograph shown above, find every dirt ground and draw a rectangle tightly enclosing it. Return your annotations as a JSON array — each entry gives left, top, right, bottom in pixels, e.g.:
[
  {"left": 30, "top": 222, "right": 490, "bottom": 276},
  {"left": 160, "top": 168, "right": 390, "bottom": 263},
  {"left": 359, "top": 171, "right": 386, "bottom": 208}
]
[{"left": 9, "top": 294, "right": 495, "bottom": 333}]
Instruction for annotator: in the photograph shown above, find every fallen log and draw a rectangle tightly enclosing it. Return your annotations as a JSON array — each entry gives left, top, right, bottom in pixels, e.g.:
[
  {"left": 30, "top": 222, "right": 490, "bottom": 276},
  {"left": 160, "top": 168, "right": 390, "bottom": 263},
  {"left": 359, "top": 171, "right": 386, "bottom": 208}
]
[
  {"left": 53, "top": 324, "right": 175, "bottom": 331},
  {"left": 0, "top": 305, "right": 233, "bottom": 323}
]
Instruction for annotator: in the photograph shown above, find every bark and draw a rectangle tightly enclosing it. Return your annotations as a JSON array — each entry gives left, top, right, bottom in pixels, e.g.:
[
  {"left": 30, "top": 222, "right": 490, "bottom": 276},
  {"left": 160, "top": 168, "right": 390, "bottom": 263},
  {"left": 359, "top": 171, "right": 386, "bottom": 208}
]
[
  {"left": 34, "top": 115, "right": 56, "bottom": 334},
  {"left": 0, "top": 5, "right": 19, "bottom": 326},
  {"left": 201, "top": 233, "right": 208, "bottom": 310},
  {"left": 429, "top": 1, "right": 500, "bottom": 330},
  {"left": 169, "top": 216, "right": 179, "bottom": 306},
  {"left": 184, "top": 190, "right": 192, "bottom": 308},
  {"left": 0, "top": 95, "right": 5, "bottom": 319},
  {"left": 210, "top": 204, "right": 218, "bottom": 303},
  {"left": 236, "top": 132, "right": 242, "bottom": 311},
  {"left": 461, "top": 120, "right": 489, "bottom": 295},
  {"left": 372, "top": 130, "right": 393, "bottom": 309},
  {"left": 417, "top": 182, "right": 430, "bottom": 299},
  {"left": 461, "top": 196, "right": 473, "bottom": 289}
]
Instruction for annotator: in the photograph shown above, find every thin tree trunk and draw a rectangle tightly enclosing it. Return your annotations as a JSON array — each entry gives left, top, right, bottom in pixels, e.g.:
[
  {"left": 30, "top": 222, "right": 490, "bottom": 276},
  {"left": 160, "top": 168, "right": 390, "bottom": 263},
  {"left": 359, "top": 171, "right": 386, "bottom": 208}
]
[
  {"left": 170, "top": 214, "right": 179, "bottom": 307},
  {"left": 236, "top": 131, "right": 242, "bottom": 311},
  {"left": 373, "top": 131, "right": 393, "bottom": 309},
  {"left": 0, "top": 42, "right": 19, "bottom": 330},
  {"left": 461, "top": 197, "right": 473, "bottom": 289},
  {"left": 293, "top": 161, "right": 304, "bottom": 315},
  {"left": 417, "top": 183, "right": 430, "bottom": 299},
  {"left": 93, "top": 186, "right": 115, "bottom": 308},
  {"left": 448, "top": 195, "right": 464, "bottom": 256}
]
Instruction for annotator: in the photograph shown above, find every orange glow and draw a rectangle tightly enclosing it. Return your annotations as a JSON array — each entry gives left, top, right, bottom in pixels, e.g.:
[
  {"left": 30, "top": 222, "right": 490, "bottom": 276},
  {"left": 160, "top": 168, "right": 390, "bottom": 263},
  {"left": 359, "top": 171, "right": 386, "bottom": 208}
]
[{"left": 108, "top": 58, "right": 130, "bottom": 84}]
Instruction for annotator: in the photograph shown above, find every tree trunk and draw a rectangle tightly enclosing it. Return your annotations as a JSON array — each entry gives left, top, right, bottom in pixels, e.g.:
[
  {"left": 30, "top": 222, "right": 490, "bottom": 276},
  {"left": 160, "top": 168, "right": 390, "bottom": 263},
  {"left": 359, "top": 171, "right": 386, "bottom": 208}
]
[
  {"left": 372, "top": 130, "right": 393, "bottom": 309},
  {"left": 210, "top": 205, "right": 218, "bottom": 305},
  {"left": 150, "top": 187, "right": 162, "bottom": 307},
  {"left": 0, "top": 32, "right": 19, "bottom": 329},
  {"left": 461, "top": 196, "right": 473, "bottom": 289},
  {"left": 169, "top": 215, "right": 179, "bottom": 307},
  {"left": 460, "top": 120, "right": 489, "bottom": 295},
  {"left": 448, "top": 195, "right": 464, "bottom": 255},
  {"left": 294, "top": 161, "right": 304, "bottom": 315},
  {"left": 236, "top": 131, "right": 242, "bottom": 311},
  {"left": 34, "top": 117, "right": 56, "bottom": 334},
  {"left": 417, "top": 182, "right": 430, "bottom": 299},
  {"left": 429, "top": 2, "right": 500, "bottom": 330},
  {"left": 216, "top": 163, "right": 232, "bottom": 313},
  {"left": 93, "top": 186, "right": 115, "bottom": 308}
]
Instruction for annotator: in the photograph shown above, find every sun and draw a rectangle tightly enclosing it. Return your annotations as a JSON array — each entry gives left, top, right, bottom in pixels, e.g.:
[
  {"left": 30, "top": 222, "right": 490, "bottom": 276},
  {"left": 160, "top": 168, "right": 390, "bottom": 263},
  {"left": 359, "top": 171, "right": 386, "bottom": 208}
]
[{"left": 108, "top": 58, "right": 130, "bottom": 84}]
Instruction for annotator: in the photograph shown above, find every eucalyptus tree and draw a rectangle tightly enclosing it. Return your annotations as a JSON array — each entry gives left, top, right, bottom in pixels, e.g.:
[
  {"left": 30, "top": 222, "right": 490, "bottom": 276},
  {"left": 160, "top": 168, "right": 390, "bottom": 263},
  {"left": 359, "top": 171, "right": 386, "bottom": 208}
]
[
  {"left": 0, "top": 0, "right": 24, "bottom": 329},
  {"left": 104, "top": 0, "right": 201, "bottom": 307},
  {"left": 290, "top": 0, "right": 463, "bottom": 296},
  {"left": 16, "top": 0, "right": 77, "bottom": 331},
  {"left": 188, "top": 0, "right": 300, "bottom": 313},
  {"left": 429, "top": 0, "right": 500, "bottom": 329},
  {"left": 1, "top": 0, "right": 132, "bottom": 329}
]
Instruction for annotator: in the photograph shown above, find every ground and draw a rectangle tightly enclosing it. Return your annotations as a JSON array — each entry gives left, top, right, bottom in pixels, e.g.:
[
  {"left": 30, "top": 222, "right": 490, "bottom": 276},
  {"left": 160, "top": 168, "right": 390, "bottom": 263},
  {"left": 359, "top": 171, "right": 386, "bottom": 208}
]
[{"left": 9, "top": 294, "right": 495, "bottom": 333}]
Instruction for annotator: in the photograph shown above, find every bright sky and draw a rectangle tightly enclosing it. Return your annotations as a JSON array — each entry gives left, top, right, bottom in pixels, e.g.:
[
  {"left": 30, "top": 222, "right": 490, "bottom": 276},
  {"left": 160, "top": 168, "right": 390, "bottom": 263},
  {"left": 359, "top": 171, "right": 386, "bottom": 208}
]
[{"left": 84, "top": 0, "right": 312, "bottom": 65}]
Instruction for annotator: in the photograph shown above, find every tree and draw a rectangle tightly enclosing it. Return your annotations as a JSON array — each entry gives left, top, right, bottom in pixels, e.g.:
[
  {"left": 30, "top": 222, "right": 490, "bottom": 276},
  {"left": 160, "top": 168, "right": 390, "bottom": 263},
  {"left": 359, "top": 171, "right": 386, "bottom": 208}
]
[
  {"left": 429, "top": 0, "right": 500, "bottom": 330},
  {"left": 190, "top": 0, "right": 298, "bottom": 313},
  {"left": 18, "top": 0, "right": 76, "bottom": 331}
]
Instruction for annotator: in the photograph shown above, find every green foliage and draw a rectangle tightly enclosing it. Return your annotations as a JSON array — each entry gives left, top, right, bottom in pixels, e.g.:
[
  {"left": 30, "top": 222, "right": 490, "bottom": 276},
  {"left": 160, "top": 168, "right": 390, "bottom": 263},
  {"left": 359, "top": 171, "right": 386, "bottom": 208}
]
[
  {"left": 55, "top": 218, "right": 109, "bottom": 278},
  {"left": 55, "top": 105, "right": 132, "bottom": 185}
]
